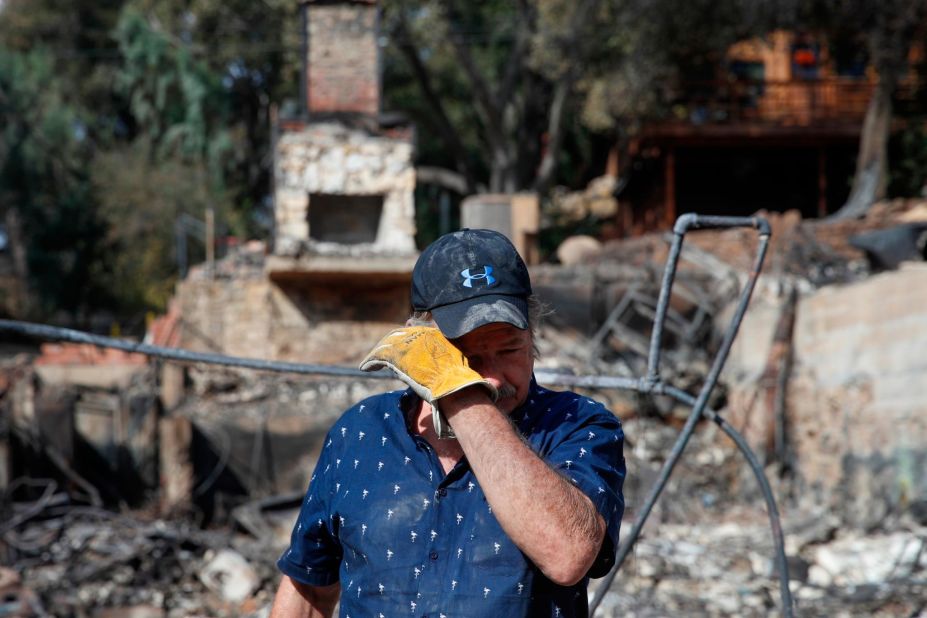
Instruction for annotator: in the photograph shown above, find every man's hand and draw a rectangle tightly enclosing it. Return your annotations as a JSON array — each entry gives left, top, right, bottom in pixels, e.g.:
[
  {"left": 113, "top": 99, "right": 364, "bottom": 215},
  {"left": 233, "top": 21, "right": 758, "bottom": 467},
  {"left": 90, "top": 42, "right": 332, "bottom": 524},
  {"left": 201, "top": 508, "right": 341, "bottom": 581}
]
[{"left": 359, "top": 326, "right": 497, "bottom": 438}]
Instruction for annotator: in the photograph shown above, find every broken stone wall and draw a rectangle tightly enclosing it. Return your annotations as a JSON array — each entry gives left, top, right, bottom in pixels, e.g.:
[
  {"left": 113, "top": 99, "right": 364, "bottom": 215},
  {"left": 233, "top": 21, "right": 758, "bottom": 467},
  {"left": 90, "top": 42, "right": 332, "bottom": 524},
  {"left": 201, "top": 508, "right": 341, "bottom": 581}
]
[
  {"left": 174, "top": 275, "right": 404, "bottom": 365},
  {"left": 790, "top": 262, "right": 927, "bottom": 527},
  {"left": 724, "top": 263, "right": 927, "bottom": 527},
  {"left": 173, "top": 278, "right": 274, "bottom": 360}
]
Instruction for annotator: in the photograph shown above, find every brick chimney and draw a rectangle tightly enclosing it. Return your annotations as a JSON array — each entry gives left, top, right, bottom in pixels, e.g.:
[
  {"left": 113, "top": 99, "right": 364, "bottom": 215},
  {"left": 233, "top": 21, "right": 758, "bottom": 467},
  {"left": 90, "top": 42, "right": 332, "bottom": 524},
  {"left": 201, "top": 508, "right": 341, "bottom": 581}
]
[{"left": 301, "top": 0, "right": 380, "bottom": 116}]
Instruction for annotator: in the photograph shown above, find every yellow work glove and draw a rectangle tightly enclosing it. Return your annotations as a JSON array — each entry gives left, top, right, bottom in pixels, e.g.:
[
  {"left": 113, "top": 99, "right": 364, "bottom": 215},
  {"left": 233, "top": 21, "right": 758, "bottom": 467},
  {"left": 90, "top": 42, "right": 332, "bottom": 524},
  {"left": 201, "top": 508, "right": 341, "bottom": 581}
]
[{"left": 359, "top": 326, "right": 498, "bottom": 439}]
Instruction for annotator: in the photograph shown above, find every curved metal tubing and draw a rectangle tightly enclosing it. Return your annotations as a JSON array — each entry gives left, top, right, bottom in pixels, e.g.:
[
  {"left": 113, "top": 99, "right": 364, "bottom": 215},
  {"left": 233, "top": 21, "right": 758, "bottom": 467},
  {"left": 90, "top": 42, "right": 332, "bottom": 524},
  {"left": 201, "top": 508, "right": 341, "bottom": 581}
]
[{"left": 589, "top": 215, "right": 792, "bottom": 617}]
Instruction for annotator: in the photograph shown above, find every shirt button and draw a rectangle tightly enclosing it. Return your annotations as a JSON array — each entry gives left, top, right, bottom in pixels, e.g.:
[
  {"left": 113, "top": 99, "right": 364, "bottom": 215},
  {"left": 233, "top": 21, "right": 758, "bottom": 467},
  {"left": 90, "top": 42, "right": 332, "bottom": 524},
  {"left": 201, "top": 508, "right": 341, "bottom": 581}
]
[
  {"left": 429, "top": 551, "right": 439, "bottom": 560},
  {"left": 437, "top": 488, "right": 447, "bottom": 497}
]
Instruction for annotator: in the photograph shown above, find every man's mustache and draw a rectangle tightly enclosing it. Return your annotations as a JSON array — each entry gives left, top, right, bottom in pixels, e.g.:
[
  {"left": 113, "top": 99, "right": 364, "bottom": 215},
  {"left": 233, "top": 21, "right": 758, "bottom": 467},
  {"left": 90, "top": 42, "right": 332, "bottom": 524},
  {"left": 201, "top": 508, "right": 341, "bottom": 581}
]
[{"left": 496, "top": 384, "right": 517, "bottom": 399}]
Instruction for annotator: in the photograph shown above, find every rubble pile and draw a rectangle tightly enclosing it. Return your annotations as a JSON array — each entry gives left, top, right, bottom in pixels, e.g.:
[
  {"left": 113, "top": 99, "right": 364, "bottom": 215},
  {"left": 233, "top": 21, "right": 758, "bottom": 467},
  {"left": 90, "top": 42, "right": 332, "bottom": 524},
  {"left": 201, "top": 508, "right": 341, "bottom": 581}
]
[
  {"left": 0, "top": 497, "right": 281, "bottom": 617},
  {"left": 2, "top": 201, "right": 926, "bottom": 616},
  {"left": 181, "top": 366, "right": 397, "bottom": 427},
  {"left": 3, "top": 411, "right": 925, "bottom": 616},
  {"left": 594, "top": 516, "right": 927, "bottom": 617},
  {"left": 592, "top": 418, "right": 927, "bottom": 617},
  {"left": 682, "top": 200, "right": 926, "bottom": 287}
]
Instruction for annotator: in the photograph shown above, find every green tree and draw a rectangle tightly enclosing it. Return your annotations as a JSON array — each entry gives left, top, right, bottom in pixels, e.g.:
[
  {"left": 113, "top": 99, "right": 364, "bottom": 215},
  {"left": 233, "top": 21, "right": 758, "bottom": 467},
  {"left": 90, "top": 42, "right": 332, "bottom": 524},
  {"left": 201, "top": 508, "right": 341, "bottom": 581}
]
[
  {"left": 88, "top": 7, "right": 238, "bottom": 314},
  {"left": 125, "top": 0, "right": 302, "bottom": 233},
  {"left": 113, "top": 8, "right": 232, "bottom": 184},
  {"left": 0, "top": 47, "right": 111, "bottom": 320},
  {"left": 0, "top": 0, "right": 302, "bottom": 322},
  {"left": 382, "top": 0, "right": 616, "bottom": 195},
  {"left": 92, "top": 140, "right": 215, "bottom": 312},
  {"left": 819, "top": 0, "right": 927, "bottom": 218}
]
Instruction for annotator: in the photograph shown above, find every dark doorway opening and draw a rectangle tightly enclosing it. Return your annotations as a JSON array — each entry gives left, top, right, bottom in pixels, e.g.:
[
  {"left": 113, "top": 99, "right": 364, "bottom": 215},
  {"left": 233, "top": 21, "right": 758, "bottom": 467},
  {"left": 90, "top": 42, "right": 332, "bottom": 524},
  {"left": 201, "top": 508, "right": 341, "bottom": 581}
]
[{"left": 675, "top": 146, "right": 855, "bottom": 218}]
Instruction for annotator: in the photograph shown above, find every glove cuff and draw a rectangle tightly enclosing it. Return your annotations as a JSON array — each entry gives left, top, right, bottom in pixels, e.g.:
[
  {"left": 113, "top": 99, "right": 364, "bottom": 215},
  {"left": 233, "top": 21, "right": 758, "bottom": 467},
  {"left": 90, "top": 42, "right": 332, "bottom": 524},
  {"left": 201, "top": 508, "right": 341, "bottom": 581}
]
[
  {"left": 431, "top": 379, "right": 497, "bottom": 440},
  {"left": 432, "top": 405, "right": 456, "bottom": 440}
]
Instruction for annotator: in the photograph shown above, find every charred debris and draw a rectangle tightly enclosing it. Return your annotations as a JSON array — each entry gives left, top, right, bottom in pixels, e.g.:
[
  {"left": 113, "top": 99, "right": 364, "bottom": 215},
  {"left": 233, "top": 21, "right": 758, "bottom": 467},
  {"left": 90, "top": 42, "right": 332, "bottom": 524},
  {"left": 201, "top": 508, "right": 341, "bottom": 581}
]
[{"left": 2, "top": 202, "right": 927, "bottom": 617}]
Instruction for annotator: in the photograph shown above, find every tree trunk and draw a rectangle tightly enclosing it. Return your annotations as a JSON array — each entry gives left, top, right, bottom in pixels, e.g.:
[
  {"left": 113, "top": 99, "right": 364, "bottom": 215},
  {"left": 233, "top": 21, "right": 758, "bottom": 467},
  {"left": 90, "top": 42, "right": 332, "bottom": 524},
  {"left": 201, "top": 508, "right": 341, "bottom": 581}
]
[
  {"left": 832, "top": 77, "right": 894, "bottom": 220},
  {"left": 534, "top": 76, "right": 573, "bottom": 193},
  {"left": 3, "top": 209, "right": 32, "bottom": 316},
  {"left": 489, "top": 142, "right": 520, "bottom": 193},
  {"left": 415, "top": 166, "right": 480, "bottom": 195},
  {"left": 831, "top": 0, "right": 922, "bottom": 222},
  {"left": 389, "top": 10, "right": 480, "bottom": 194}
]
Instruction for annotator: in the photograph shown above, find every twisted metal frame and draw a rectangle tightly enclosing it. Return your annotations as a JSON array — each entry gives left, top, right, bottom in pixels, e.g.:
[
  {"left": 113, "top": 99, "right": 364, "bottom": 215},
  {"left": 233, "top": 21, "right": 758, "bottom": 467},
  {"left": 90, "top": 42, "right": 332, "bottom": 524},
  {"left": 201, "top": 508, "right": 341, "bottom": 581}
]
[{"left": 584, "top": 214, "right": 792, "bottom": 617}]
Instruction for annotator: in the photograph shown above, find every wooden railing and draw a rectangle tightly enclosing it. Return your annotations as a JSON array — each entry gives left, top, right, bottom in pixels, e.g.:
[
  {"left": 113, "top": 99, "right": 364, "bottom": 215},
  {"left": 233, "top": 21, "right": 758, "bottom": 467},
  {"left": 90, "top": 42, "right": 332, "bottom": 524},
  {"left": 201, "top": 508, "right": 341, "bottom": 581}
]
[{"left": 669, "top": 78, "right": 886, "bottom": 127}]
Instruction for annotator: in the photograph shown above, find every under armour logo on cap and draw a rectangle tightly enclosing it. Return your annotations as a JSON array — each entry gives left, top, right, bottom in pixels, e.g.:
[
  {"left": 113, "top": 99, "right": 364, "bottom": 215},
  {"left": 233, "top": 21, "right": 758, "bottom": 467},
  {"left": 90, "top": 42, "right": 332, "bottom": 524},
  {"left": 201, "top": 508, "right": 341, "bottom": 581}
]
[{"left": 460, "top": 266, "right": 496, "bottom": 288}]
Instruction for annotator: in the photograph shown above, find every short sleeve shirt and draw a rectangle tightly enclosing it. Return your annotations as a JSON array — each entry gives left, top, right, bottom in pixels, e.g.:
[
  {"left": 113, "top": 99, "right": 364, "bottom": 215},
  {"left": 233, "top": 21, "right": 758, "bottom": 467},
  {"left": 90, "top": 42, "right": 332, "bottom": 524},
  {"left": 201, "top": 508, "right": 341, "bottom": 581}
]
[{"left": 277, "top": 377, "right": 626, "bottom": 617}]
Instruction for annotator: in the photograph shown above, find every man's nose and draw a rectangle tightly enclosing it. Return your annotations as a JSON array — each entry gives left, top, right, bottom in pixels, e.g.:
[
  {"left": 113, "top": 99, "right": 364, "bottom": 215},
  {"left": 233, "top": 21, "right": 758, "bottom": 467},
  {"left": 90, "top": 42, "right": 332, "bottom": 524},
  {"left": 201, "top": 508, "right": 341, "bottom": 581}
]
[
  {"left": 476, "top": 358, "right": 505, "bottom": 388},
  {"left": 483, "top": 374, "right": 505, "bottom": 391}
]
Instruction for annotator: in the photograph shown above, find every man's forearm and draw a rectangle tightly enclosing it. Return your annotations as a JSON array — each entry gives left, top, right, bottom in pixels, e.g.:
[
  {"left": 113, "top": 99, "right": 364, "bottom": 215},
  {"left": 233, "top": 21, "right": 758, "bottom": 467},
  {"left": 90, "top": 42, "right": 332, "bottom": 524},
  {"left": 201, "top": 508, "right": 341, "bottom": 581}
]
[
  {"left": 270, "top": 577, "right": 339, "bottom": 618},
  {"left": 441, "top": 390, "right": 605, "bottom": 585}
]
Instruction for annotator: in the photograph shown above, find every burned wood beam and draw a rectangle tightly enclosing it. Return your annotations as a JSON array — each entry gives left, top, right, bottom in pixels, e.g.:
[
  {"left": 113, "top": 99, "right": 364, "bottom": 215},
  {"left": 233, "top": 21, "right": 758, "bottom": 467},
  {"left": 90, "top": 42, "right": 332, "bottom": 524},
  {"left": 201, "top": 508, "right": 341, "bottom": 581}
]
[
  {"left": 759, "top": 285, "right": 798, "bottom": 469},
  {"left": 158, "top": 416, "right": 193, "bottom": 517}
]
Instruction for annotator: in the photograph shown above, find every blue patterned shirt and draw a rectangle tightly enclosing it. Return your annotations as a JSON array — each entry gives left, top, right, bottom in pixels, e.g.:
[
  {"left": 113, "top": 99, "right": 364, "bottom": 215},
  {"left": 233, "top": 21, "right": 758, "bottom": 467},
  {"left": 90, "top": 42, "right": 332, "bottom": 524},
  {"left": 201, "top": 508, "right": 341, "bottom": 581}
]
[{"left": 277, "top": 378, "right": 626, "bottom": 617}]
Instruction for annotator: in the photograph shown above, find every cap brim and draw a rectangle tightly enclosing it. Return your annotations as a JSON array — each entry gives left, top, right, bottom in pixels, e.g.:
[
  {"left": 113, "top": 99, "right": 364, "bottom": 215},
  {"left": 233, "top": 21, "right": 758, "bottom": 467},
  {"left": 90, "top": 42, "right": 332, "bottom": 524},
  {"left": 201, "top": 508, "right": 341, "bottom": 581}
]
[{"left": 431, "top": 294, "right": 529, "bottom": 339}]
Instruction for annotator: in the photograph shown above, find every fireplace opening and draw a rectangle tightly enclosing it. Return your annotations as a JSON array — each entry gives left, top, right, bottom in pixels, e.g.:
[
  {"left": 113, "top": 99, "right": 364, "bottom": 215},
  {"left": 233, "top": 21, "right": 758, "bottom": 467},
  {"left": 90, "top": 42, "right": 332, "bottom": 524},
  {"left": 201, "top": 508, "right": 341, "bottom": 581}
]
[{"left": 308, "top": 193, "right": 384, "bottom": 244}]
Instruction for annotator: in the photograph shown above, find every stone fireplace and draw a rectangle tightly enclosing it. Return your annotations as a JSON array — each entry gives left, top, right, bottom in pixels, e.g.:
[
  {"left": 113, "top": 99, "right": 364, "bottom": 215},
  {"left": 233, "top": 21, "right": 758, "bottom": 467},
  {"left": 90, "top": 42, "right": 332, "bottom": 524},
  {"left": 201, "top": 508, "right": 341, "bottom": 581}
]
[
  {"left": 271, "top": 120, "right": 417, "bottom": 265},
  {"left": 271, "top": 0, "right": 417, "bottom": 273},
  {"left": 257, "top": 0, "right": 418, "bottom": 363}
]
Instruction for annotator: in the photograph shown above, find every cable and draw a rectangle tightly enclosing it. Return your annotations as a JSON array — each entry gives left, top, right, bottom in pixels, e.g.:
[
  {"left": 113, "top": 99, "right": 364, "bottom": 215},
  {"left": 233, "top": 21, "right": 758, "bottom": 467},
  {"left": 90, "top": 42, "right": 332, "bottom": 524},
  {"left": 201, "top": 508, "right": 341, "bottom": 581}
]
[
  {"left": 665, "top": 387, "right": 792, "bottom": 618},
  {"left": 0, "top": 319, "right": 654, "bottom": 389},
  {"left": 0, "top": 319, "right": 389, "bottom": 379}
]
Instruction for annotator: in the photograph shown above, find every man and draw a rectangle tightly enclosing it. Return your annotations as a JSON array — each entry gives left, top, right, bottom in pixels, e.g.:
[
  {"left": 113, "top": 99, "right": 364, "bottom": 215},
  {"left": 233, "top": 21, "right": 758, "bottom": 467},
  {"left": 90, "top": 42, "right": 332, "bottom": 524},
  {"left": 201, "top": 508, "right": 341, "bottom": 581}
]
[{"left": 271, "top": 229, "right": 625, "bottom": 617}]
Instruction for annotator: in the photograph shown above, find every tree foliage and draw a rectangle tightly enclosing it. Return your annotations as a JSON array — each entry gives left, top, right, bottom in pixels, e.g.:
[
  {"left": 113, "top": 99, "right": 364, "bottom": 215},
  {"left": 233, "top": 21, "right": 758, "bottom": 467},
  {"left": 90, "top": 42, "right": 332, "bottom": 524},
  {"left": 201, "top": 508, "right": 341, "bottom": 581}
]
[
  {"left": 383, "top": 0, "right": 803, "bottom": 196},
  {"left": 382, "top": 0, "right": 621, "bottom": 194},
  {"left": 0, "top": 47, "right": 111, "bottom": 319},
  {"left": 580, "top": 0, "right": 798, "bottom": 139},
  {"left": 92, "top": 140, "right": 217, "bottom": 313},
  {"left": 810, "top": 0, "right": 927, "bottom": 217},
  {"left": 123, "top": 0, "right": 302, "bottom": 220},
  {"left": 1, "top": 0, "right": 926, "bottom": 324},
  {"left": 92, "top": 8, "right": 235, "bottom": 315},
  {"left": 0, "top": 0, "right": 299, "bottom": 324}
]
